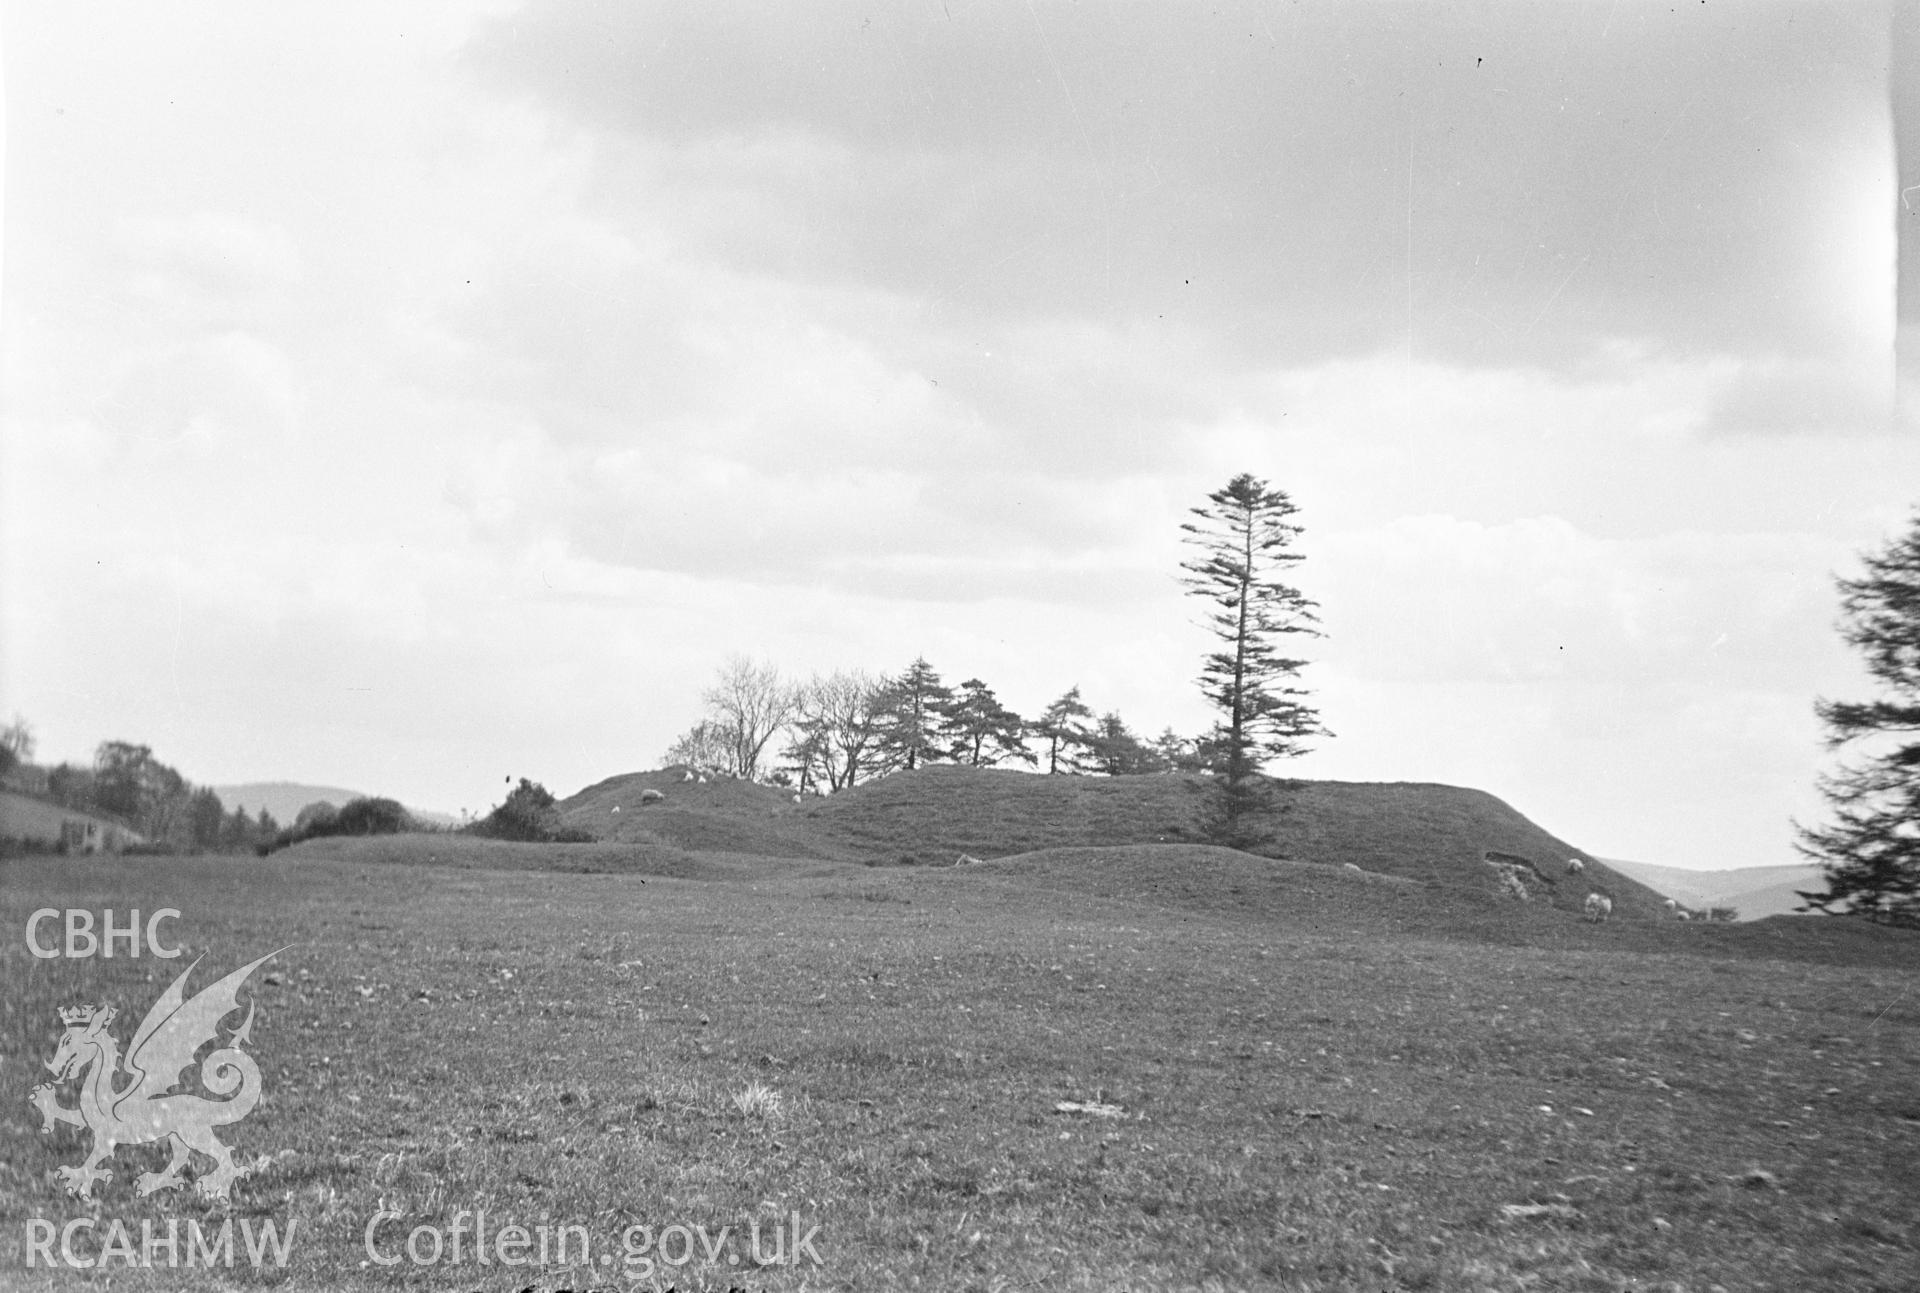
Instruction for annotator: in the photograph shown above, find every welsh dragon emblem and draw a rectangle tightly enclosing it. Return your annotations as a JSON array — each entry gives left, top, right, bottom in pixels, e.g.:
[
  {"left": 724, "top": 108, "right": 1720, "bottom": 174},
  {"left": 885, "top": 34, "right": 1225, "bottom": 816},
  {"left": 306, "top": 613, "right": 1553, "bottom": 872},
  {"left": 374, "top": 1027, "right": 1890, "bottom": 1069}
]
[{"left": 30, "top": 951, "right": 280, "bottom": 1201}]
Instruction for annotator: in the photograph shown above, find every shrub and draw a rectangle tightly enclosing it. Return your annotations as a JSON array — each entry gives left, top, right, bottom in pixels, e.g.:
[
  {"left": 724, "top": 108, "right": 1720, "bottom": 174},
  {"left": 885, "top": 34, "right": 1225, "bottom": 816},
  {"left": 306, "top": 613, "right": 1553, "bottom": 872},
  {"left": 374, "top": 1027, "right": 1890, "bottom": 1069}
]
[
  {"left": 469, "top": 779, "right": 594, "bottom": 844},
  {"left": 332, "top": 797, "right": 411, "bottom": 835},
  {"left": 262, "top": 795, "right": 413, "bottom": 854},
  {"left": 294, "top": 801, "right": 340, "bottom": 834}
]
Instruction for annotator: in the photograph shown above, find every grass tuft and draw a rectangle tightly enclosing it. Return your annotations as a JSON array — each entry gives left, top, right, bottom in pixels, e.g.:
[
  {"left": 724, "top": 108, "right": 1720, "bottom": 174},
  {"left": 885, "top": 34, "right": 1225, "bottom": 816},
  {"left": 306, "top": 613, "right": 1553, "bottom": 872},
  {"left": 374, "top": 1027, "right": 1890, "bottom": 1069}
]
[{"left": 731, "top": 1081, "right": 783, "bottom": 1119}]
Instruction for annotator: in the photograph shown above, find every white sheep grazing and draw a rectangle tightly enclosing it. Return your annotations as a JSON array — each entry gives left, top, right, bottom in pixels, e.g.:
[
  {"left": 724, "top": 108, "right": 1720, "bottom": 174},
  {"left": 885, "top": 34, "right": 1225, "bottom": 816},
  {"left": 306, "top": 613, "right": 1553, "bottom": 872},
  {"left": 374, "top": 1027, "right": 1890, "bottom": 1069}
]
[
  {"left": 1676, "top": 910, "right": 1692, "bottom": 921},
  {"left": 639, "top": 788, "right": 665, "bottom": 804},
  {"left": 955, "top": 853, "right": 983, "bottom": 866},
  {"left": 1566, "top": 858, "right": 1585, "bottom": 875},
  {"left": 1664, "top": 898, "right": 1678, "bottom": 912},
  {"left": 1342, "top": 862, "right": 1364, "bottom": 874},
  {"left": 1583, "top": 892, "right": 1613, "bottom": 923},
  {"left": 682, "top": 770, "right": 695, "bottom": 782},
  {"left": 791, "top": 793, "right": 801, "bottom": 805}
]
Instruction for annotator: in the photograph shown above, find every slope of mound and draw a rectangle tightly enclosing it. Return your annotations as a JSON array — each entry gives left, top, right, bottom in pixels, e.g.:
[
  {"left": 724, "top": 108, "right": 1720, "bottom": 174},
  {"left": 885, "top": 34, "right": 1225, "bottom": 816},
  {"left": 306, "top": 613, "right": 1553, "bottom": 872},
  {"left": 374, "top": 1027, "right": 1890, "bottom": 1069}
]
[
  {"left": 808, "top": 765, "right": 1209, "bottom": 859},
  {"left": 286, "top": 832, "right": 721, "bottom": 878},
  {"left": 558, "top": 766, "right": 837, "bottom": 859},
  {"left": 808, "top": 765, "right": 1667, "bottom": 919},
  {"left": 1274, "top": 781, "right": 1669, "bottom": 921},
  {"left": 967, "top": 843, "right": 1428, "bottom": 925}
]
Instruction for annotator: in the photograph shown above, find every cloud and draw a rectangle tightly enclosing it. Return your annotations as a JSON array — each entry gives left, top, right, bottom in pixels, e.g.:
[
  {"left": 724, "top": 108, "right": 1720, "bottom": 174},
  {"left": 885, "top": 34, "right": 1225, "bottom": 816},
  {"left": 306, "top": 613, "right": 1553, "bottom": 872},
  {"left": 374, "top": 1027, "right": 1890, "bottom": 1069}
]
[
  {"left": 472, "top": 0, "right": 1889, "bottom": 369},
  {"left": 1318, "top": 516, "right": 1843, "bottom": 698},
  {"left": 119, "top": 211, "right": 307, "bottom": 315},
  {"left": 94, "top": 332, "right": 302, "bottom": 454},
  {"left": 1705, "top": 355, "right": 1894, "bottom": 438},
  {"left": 2, "top": 1, "right": 1910, "bottom": 871}
]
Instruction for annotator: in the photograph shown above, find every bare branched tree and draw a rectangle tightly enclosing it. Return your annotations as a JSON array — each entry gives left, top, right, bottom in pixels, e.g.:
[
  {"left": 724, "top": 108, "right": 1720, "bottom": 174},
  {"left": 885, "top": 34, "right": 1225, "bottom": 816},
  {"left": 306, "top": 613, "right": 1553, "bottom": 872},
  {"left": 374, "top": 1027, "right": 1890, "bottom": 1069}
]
[
  {"left": 702, "top": 656, "right": 798, "bottom": 782},
  {"left": 788, "top": 669, "right": 894, "bottom": 792},
  {"left": 662, "top": 719, "right": 739, "bottom": 774}
]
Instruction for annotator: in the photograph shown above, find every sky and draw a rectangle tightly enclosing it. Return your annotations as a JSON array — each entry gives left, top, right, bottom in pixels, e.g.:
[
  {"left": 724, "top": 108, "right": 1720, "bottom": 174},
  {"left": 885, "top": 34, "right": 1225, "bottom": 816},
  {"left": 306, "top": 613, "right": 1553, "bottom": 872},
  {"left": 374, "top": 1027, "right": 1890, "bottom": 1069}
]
[{"left": 3, "top": 1, "right": 1915, "bottom": 870}]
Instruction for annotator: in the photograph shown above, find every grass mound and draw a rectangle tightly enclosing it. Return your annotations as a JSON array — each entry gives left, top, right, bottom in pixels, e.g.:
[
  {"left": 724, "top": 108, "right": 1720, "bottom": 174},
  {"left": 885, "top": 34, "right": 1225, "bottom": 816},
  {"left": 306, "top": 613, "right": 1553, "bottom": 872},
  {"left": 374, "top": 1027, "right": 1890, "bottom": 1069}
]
[
  {"left": 559, "top": 766, "right": 833, "bottom": 859},
  {"left": 809, "top": 766, "right": 1669, "bottom": 918},
  {"left": 808, "top": 765, "right": 1217, "bottom": 862},
  {"left": 528, "top": 763, "right": 1674, "bottom": 922},
  {"left": 1263, "top": 780, "right": 1670, "bottom": 920}
]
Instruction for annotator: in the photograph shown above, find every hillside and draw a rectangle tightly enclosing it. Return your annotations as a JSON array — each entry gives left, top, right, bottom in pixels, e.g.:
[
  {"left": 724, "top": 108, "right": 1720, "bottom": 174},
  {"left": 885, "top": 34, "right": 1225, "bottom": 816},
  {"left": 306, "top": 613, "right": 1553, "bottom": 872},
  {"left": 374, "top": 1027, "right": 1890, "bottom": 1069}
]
[
  {"left": 1604, "top": 858, "right": 1824, "bottom": 920},
  {"left": 0, "top": 790, "right": 145, "bottom": 851},
  {"left": 561, "top": 764, "right": 1670, "bottom": 919},
  {"left": 964, "top": 842, "right": 1428, "bottom": 927}
]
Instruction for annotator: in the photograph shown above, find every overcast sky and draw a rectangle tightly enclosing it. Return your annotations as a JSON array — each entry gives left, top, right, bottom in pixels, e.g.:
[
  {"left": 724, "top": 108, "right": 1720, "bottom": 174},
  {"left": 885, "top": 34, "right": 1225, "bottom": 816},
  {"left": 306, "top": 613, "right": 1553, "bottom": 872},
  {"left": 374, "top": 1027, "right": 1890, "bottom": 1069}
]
[{"left": 4, "top": 2, "right": 1915, "bottom": 870}]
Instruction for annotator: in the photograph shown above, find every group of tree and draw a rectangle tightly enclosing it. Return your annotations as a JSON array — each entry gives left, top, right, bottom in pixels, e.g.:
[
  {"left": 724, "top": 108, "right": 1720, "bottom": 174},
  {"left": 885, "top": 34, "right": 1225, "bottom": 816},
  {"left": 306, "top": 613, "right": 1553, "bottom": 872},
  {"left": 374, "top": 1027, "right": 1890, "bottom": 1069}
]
[
  {"left": 659, "top": 473, "right": 1331, "bottom": 852},
  {"left": 7, "top": 475, "right": 1908, "bottom": 922},
  {"left": 663, "top": 657, "right": 1206, "bottom": 796},
  {"left": 256, "top": 795, "right": 415, "bottom": 855},
  {"left": 4, "top": 726, "right": 435, "bottom": 857},
  {"left": 24, "top": 739, "right": 282, "bottom": 854}
]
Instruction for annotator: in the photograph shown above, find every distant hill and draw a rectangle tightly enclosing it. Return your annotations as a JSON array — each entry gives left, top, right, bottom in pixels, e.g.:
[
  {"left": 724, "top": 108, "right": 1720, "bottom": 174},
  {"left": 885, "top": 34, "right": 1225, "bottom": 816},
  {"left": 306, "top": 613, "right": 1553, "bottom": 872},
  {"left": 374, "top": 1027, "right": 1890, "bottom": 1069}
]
[
  {"left": 1603, "top": 858, "right": 1825, "bottom": 921},
  {"left": 559, "top": 764, "right": 1670, "bottom": 920},
  {"left": 210, "top": 782, "right": 460, "bottom": 828}
]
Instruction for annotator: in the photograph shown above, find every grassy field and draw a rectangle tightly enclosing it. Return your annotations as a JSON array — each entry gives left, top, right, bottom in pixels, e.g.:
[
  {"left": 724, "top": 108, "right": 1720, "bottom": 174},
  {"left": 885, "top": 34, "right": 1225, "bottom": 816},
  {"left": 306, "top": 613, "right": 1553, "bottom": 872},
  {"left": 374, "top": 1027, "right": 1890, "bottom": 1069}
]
[{"left": 2, "top": 824, "right": 1917, "bottom": 1291}]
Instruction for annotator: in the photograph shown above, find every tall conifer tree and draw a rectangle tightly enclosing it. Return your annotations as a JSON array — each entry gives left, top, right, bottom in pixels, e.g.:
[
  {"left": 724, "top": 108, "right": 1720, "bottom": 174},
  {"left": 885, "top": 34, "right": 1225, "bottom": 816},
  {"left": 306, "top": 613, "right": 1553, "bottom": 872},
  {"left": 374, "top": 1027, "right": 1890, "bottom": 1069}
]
[
  {"left": 1797, "top": 510, "right": 1920, "bottom": 925},
  {"left": 876, "top": 658, "right": 954, "bottom": 771},
  {"left": 1179, "top": 473, "right": 1328, "bottom": 841}
]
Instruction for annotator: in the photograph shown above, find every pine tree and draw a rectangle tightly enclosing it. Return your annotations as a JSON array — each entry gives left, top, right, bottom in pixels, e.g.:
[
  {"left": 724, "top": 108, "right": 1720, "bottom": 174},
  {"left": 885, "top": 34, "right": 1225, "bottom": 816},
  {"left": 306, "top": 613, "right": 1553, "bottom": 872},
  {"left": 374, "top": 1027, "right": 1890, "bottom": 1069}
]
[
  {"left": 1085, "top": 712, "right": 1163, "bottom": 775},
  {"left": 945, "top": 679, "right": 1033, "bottom": 767},
  {"left": 875, "top": 658, "right": 954, "bottom": 771},
  {"left": 221, "top": 805, "right": 256, "bottom": 853},
  {"left": 1150, "top": 727, "right": 1198, "bottom": 773},
  {"left": 1034, "top": 686, "right": 1095, "bottom": 774},
  {"left": 1796, "top": 510, "right": 1920, "bottom": 925},
  {"left": 186, "top": 786, "right": 227, "bottom": 851},
  {"left": 1179, "top": 473, "right": 1328, "bottom": 841}
]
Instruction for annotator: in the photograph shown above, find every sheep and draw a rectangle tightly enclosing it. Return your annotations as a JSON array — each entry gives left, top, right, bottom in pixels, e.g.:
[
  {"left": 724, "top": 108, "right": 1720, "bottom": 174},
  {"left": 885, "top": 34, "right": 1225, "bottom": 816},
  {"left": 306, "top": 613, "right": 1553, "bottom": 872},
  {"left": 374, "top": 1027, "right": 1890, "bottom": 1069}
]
[
  {"left": 682, "top": 770, "right": 695, "bottom": 783},
  {"left": 1676, "top": 910, "right": 1692, "bottom": 921},
  {"left": 791, "top": 793, "right": 801, "bottom": 805},
  {"left": 1583, "top": 892, "right": 1613, "bottom": 923},
  {"left": 955, "top": 853, "right": 983, "bottom": 866},
  {"left": 1664, "top": 898, "right": 1678, "bottom": 911},
  {"left": 638, "top": 788, "right": 665, "bottom": 805},
  {"left": 1342, "top": 862, "right": 1364, "bottom": 874},
  {"left": 1566, "top": 858, "right": 1585, "bottom": 875}
]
